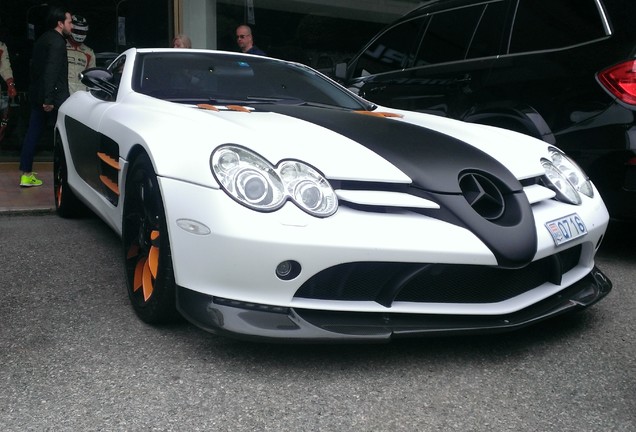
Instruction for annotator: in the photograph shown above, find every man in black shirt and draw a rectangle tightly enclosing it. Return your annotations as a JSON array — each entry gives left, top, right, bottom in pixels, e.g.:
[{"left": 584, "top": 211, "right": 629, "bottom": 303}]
[
  {"left": 19, "top": 5, "right": 72, "bottom": 187},
  {"left": 236, "top": 25, "right": 267, "bottom": 56}
]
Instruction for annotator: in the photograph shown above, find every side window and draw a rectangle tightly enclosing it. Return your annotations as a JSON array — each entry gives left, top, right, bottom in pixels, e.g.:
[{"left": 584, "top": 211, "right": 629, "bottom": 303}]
[
  {"left": 467, "top": 1, "right": 508, "bottom": 59},
  {"left": 353, "top": 17, "right": 427, "bottom": 77},
  {"left": 415, "top": 5, "right": 485, "bottom": 65},
  {"left": 509, "top": 0, "right": 607, "bottom": 53}
]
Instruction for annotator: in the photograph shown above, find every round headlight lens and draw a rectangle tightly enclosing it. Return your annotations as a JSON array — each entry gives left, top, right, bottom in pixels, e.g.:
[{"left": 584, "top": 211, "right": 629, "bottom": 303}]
[
  {"left": 217, "top": 149, "right": 240, "bottom": 172},
  {"left": 297, "top": 181, "right": 322, "bottom": 210},
  {"left": 236, "top": 170, "right": 269, "bottom": 204}
]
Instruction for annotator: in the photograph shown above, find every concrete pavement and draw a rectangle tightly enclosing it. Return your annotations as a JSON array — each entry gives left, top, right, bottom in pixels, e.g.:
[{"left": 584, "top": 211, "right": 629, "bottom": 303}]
[{"left": 0, "top": 161, "right": 54, "bottom": 214}]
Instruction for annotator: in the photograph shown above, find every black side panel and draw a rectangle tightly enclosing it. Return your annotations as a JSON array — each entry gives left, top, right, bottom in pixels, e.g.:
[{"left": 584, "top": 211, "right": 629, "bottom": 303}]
[
  {"left": 65, "top": 116, "right": 102, "bottom": 192},
  {"left": 64, "top": 116, "right": 120, "bottom": 205}
]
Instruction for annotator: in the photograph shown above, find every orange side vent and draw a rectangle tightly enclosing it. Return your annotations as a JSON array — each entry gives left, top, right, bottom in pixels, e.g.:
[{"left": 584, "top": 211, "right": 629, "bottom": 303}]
[
  {"left": 99, "top": 175, "right": 120, "bottom": 196},
  {"left": 197, "top": 103, "right": 220, "bottom": 111},
  {"left": 97, "top": 152, "right": 120, "bottom": 170},
  {"left": 354, "top": 110, "right": 404, "bottom": 118}
]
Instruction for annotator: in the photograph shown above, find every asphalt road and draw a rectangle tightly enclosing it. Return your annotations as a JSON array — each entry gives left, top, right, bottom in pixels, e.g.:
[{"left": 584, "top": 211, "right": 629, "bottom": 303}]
[{"left": 0, "top": 214, "right": 634, "bottom": 431}]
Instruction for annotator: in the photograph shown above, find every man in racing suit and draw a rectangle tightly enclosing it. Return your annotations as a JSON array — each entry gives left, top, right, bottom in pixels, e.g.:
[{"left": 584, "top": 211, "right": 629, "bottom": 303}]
[
  {"left": 0, "top": 40, "right": 17, "bottom": 99},
  {"left": 0, "top": 39, "right": 17, "bottom": 142},
  {"left": 66, "top": 15, "right": 95, "bottom": 94}
]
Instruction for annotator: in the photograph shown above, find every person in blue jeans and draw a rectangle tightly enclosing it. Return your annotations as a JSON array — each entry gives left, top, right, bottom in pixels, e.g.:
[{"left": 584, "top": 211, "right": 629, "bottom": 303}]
[{"left": 19, "top": 6, "right": 72, "bottom": 187}]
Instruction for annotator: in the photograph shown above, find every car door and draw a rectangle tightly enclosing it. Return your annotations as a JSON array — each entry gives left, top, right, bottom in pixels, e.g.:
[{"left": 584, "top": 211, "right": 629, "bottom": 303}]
[
  {"left": 485, "top": 0, "right": 613, "bottom": 143},
  {"left": 349, "top": 0, "right": 510, "bottom": 118}
]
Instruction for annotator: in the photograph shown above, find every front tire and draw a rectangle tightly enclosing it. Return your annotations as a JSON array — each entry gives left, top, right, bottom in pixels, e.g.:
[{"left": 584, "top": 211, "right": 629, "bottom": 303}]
[
  {"left": 53, "top": 137, "right": 85, "bottom": 218},
  {"left": 122, "top": 153, "right": 179, "bottom": 324}
]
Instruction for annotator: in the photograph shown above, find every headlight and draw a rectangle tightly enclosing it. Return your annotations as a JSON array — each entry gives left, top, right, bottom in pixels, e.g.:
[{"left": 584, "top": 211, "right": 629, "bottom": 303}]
[
  {"left": 541, "top": 147, "right": 593, "bottom": 205},
  {"left": 541, "top": 159, "right": 581, "bottom": 205},
  {"left": 279, "top": 161, "right": 338, "bottom": 215},
  {"left": 547, "top": 147, "right": 593, "bottom": 198},
  {"left": 212, "top": 146, "right": 285, "bottom": 210},
  {"left": 211, "top": 145, "right": 338, "bottom": 217}
]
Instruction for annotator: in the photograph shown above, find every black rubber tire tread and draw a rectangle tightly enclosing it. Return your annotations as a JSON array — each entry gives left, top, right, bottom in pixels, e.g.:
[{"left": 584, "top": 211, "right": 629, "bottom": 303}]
[{"left": 53, "top": 138, "right": 86, "bottom": 218}]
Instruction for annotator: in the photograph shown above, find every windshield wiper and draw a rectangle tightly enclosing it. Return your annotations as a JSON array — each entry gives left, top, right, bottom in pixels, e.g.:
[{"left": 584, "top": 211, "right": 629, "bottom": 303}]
[{"left": 208, "top": 96, "right": 305, "bottom": 105}]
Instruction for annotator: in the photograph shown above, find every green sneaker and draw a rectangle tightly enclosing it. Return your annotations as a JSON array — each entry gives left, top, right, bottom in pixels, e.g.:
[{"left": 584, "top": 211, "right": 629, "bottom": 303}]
[{"left": 20, "top": 172, "right": 43, "bottom": 187}]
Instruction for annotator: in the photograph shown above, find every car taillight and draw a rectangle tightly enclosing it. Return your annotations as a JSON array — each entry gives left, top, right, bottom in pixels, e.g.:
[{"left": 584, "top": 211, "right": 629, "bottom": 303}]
[{"left": 598, "top": 60, "right": 636, "bottom": 106}]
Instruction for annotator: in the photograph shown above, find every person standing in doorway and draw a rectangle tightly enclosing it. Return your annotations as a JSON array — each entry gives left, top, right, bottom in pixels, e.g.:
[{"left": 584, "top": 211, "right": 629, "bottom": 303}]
[
  {"left": 172, "top": 34, "right": 192, "bottom": 48},
  {"left": 19, "top": 6, "right": 72, "bottom": 187},
  {"left": 66, "top": 14, "right": 95, "bottom": 94},
  {"left": 235, "top": 24, "right": 266, "bottom": 56}
]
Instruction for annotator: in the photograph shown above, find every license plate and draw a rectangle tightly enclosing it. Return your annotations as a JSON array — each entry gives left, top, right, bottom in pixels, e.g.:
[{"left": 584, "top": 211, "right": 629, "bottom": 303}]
[{"left": 545, "top": 213, "right": 588, "bottom": 246}]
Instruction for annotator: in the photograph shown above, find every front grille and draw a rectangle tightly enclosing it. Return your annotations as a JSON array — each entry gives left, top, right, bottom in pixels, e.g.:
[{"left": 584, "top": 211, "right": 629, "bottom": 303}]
[{"left": 294, "top": 245, "right": 581, "bottom": 306}]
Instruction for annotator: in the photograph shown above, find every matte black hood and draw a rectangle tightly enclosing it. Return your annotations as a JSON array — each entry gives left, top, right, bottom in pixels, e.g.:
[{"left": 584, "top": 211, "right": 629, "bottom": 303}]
[{"left": 263, "top": 105, "right": 522, "bottom": 194}]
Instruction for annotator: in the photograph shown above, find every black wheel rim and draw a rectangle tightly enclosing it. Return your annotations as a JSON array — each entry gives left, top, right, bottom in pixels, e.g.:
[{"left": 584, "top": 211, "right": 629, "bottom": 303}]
[
  {"left": 124, "top": 168, "right": 162, "bottom": 305},
  {"left": 53, "top": 144, "right": 65, "bottom": 209}
]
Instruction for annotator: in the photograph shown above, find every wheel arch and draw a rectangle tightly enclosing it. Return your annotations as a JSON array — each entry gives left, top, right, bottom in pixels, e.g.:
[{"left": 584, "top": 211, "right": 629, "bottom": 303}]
[
  {"left": 463, "top": 103, "right": 557, "bottom": 145},
  {"left": 122, "top": 144, "right": 154, "bottom": 190}
]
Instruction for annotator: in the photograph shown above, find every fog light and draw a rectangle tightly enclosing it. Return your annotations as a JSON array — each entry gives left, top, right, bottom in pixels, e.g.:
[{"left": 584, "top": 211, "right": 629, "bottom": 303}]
[{"left": 275, "top": 260, "right": 301, "bottom": 280}]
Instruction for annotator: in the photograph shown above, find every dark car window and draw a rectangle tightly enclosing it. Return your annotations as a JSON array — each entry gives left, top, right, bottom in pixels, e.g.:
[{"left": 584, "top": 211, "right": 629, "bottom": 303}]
[
  {"left": 415, "top": 5, "right": 486, "bottom": 65},
  {"left": 132, "top": 52, "right": 367, "bottom": 110},
  {"left": 509, "top": 0, "right": 608, "bottom": 53},
  {"left": 353, "top": 17, "right": 427, "bottom": 77},
  {"left": 466, "top": 0, "right": 508, "bottom": 59}
]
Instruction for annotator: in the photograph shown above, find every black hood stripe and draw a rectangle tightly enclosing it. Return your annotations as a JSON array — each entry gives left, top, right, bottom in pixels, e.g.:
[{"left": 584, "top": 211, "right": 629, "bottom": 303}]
[
  {"left": 260, "top": 105, "right": 537, "bottom": 268},
  {"left": 261, "top": 105, "right": 522, "bottom": 194}
]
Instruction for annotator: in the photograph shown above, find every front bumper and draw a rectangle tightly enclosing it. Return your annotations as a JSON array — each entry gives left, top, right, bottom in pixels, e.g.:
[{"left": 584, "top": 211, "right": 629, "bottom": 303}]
[
  {"left": 160, "top": 177, "right": 609, "bottom": 310},
  {"left": 176, "top": 266, "right": 611, "bottom": 342}
]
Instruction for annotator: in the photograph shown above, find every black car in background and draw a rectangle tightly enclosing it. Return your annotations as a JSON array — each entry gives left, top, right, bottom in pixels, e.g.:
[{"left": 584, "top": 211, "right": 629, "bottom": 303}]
[{"left": 336, "top": 0, "right": 636, "bottom": 219}]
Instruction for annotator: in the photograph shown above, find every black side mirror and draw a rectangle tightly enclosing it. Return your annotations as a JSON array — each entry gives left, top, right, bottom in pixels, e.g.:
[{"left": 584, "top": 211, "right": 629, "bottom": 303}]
[
  {"left": 80, "top": 67, "right": 118, "bottom": 99},
  {"left": 334, "top": 62, "right": 348, "bottom": 80}
]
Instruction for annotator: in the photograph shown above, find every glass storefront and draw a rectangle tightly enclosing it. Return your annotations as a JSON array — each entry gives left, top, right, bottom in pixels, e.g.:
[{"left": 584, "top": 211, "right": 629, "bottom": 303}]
[{"left": 0, "top": 0, "right": 415, "bottom": 158}]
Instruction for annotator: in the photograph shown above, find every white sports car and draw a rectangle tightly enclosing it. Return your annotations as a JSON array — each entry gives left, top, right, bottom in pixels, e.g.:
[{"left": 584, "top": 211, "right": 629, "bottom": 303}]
[{"left": 55, "top": 48, "right": 612, "bottom": 342}]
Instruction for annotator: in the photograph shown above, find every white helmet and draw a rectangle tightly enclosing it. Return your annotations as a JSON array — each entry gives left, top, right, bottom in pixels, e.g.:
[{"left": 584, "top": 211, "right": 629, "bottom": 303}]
[{"left": 71, "top": 15, "right": 89, "bottom": 43}]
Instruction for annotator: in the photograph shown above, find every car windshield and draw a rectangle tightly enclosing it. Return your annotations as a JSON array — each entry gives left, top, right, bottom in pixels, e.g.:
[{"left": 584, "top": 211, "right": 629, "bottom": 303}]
[{"left": 132, "top": 51, "right": 369, "bottom": 110}]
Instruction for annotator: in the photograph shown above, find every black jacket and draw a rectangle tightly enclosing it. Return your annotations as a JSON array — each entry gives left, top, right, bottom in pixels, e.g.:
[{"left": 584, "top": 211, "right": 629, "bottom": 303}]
[{"left": 28, "top": 29, "right": 69, "bottom": 109}]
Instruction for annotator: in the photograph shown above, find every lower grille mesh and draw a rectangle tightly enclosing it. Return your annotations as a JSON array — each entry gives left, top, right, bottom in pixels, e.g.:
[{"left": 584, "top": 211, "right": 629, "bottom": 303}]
[{"left": 294, "top": 245, "right": 581, "bottom": 305}]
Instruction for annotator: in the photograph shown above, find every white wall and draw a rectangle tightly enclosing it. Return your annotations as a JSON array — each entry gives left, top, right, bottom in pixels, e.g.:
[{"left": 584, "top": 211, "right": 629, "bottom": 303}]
[{"left": 181, "top": 0, "right": 217, "bottom": 49}]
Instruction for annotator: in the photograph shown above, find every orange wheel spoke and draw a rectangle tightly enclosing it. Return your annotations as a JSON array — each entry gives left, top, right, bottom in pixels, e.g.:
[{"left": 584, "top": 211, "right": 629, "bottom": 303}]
[
  {"left": 133, "top": 258, "right": 145, "bottom": 292},
  {"left": 127, "top": 243, "right": 140, "bottom": 259},
  {"left": 150, "top": 230, "right": 160, "bottom": 246},
  {"left": 142, "top": 259, "right": 154, "bottom": 301},
  {"left": 148, "top": 246, "right": 159, "bottom": 279}
]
